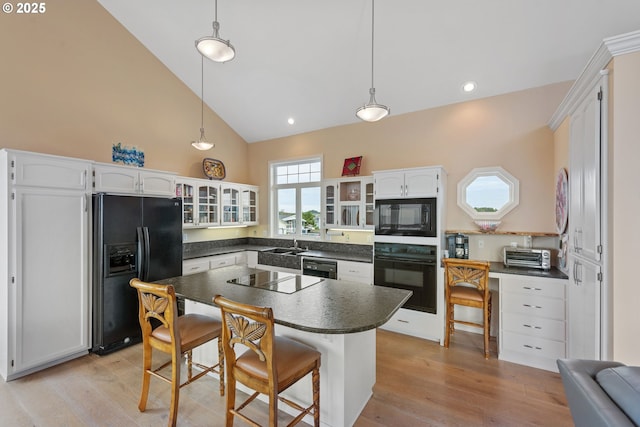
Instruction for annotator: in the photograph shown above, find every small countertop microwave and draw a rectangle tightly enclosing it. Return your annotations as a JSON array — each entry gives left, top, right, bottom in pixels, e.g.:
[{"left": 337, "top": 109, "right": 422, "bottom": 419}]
[{"left": 503, "top": 247, "right": 551, "bottom": 270}]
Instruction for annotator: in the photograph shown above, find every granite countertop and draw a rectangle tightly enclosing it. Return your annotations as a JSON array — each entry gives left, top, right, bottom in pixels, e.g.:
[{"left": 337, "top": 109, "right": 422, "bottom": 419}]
[
  {"left": 489, "top": 261, "right": 568, "bottom": 279},
  {"left": 184, "top": 244, "right": 373, "bottom": 263},
  {"left": 160, "top": 264, "right": 411, "bottom": 334}
]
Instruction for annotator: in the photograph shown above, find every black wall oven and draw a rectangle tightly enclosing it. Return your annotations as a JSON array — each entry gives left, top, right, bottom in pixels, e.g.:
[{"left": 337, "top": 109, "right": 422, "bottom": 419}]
[
  {"left": 374, "top": 242, "right": 437, "bottom": 313},
  {"left": 375, "top": 198, "right": 437, "bottom": 237}
]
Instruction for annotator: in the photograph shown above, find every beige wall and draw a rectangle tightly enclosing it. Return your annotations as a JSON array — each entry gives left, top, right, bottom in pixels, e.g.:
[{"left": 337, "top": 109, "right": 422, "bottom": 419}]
[
  {"left": 0, "top": 0, "right": 249, "bottom": 182},
  {"left": 249, "top": 82, "right": 572, "bottom": 237},
  {"left": 610, "top": 52, "right": 640, "bottom": 364}
]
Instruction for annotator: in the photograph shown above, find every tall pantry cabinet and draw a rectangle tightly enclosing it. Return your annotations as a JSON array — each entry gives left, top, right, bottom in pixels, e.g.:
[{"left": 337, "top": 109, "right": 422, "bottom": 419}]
[
  {"left": 567, "top": 75, "right": 606, "bottom": 361},
  {"left": 0, "top": 149, "right": 91, "bottom": 381}
]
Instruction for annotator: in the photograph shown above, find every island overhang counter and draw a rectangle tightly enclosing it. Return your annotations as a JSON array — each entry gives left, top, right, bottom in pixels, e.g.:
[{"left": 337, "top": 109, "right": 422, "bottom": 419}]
[{"left": 158, "top": 264, "right": 411, "bottom": 427}]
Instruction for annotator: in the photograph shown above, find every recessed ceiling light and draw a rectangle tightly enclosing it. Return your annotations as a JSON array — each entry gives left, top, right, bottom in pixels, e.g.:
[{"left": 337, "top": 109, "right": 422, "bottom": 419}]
[
  {"left": 287, "top": 117, "right": 295, "bottom": 125},
  {"left": 462, "top": 81, "right": 477, "bottom": 93}
]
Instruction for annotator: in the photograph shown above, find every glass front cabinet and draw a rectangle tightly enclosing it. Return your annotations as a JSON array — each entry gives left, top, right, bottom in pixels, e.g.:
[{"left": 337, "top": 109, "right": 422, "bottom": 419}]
[
  {"left": 176, "top": 179, "right": 220, "bottom": 228},
  {"left": 221, "top": 184, "right": 240, "bottom": 225},
  {"left": 324, "top": 177, "right": 374, "bottom": 230},
  {"left": 176, "top": 178, "right": 258, "bottom": 228},
  {"left": 241, "top": 185, "right": 259, "bottom": 225}
]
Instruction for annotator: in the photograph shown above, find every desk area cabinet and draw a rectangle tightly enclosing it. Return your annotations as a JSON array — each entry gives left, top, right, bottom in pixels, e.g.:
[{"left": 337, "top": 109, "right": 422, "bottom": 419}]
[{"left": 497, "top": 273, "right": 567, "bottom": 372}]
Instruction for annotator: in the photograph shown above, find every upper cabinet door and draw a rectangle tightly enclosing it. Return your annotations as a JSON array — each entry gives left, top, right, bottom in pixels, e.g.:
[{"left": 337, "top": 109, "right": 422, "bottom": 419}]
[
  {"left": 404, "top": 169, "right": 439, "bottom": 198},
  {"left": 569, "top": 83, "right": 602, "bottom": 263},
  {"left": 93, "top": 163, "right": 176, "bottom": 197},
  {"left": 138, "top": 170, "right": 176, "bottom": 197},
  {"left": 374, "top": 172, "right": 404, "bottom": 198},
  {"left": 10, "top": 151, "right": 90, "bottom": 191},
  {"left": 374, "top": 168, "right": 439, "bottom": 199}
]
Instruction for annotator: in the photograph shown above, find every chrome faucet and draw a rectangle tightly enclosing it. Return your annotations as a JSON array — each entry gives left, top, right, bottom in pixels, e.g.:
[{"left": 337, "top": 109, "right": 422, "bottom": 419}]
[{"left": 293, "top": 238, "right": 298, "bottom": 249}]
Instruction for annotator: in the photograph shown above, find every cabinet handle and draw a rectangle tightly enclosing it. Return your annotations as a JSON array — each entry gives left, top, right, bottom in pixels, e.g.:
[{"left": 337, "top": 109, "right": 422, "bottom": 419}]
[
  {"left": 523, "top": 286, "right": 542, "bottom": 291},
  {"left": 522, "top": 324, "right": 542, "bottom": 330},
  {"left": 523, "top": 344, "right": 543, "bottom": 351},
  {"left": 522, "top": 304, "right": 542, "bottom": 309},
  {"left": 190, "top": 267, "right": 199, "bottom": 271},
  {"left": 397, "top": 319, "right": 409, "bottom": 324},
  {"left": 400, "top": 185, "right": 404, "bottom": 196}
]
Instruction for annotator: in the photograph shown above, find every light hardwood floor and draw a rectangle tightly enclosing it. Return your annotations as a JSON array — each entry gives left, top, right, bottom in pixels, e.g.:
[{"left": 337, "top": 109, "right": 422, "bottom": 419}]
[{"left": 0, "top": 329, "right": 573, "bottom": 426}]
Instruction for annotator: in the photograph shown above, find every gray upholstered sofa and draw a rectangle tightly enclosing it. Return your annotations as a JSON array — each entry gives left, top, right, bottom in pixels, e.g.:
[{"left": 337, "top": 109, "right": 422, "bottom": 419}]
[{"left": 557, "top": 359, "right": 640, "bottom": 427}]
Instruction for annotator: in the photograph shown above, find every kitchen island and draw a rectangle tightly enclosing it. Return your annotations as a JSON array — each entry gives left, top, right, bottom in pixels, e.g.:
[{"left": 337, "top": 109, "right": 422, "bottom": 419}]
[{"left": 160, "top": 264, "right": 411, "bottom": 427}]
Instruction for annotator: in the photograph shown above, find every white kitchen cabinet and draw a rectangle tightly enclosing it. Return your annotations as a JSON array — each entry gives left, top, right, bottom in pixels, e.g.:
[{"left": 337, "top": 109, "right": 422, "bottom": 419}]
[
  {"left": 569, "top": 83, "right": 602, "bottom": 263},
  {"left": 566, "top": 74, "right": 606, "bottom": 361},
  {"left": 182, "top": 252, "right": 245, "bottom": 276},
  {"left": 323, "top": 177, "right": 374, "bottom": 229},
  {"left": 175, "top": 178, "right": 220, "bottom": 228},
  {"left": 338, "top": 260, "right": 372, "bottom": 285},
  {"left": 210, "top": 253, "right": 238, "bottom": 269},
  {"left": 379, "top": 308, "right": 441, "bottom": 342},
  {"left": 567, "top": 257, "right": 601, "bottom": 360},
  {"left": 499, "top": 275, "right": 567, "bottom": 372},
  {"left": 241, "top": 185, "right": 259, "bottom": 225},
  {"left": 246, "top": 251, "right": 258, "bottom": 268},
  {"left": 182, "top": 257, "right": 211, "bottom": 275},
  {"left": 374, "top": 167, "right": 440, "bottom": 199},
  {"left": 1, "top": 150, "right": 91, "bottom": 381},
  {"left": 221, "top": 184, "right": 240, "bottom": 225},
  {"left": 93, "top": 163, "right": 176, "bottom": 197}
]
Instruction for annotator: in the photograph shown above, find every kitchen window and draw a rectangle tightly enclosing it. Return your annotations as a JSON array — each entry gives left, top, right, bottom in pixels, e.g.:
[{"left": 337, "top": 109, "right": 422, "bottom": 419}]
[{"left": 271, "top": 158, "right": 322, "bottom": 238}]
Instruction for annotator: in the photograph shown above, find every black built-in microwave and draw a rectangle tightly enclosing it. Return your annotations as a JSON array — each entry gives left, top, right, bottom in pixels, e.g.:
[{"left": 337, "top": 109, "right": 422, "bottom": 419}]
[{"left": 374, "top": 198, "right": 437, "bottom": 237}]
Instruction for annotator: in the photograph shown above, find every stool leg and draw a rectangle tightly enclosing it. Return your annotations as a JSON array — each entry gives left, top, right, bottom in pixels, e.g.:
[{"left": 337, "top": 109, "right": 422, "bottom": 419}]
[
  {"left": 444, "top": 302, "right": 452, "bottom": 348},
  {"left": 138, "top": 342, "right": 152, "bottom": 412},
  {"left": 217, "top": 338, "right": 225, "bottom": 396},
  {"left": 484, "top": 296, "right": 492, "bottom": 359},
  {"left": 312, "top": 366, "right": 320, "bottom": 427}
]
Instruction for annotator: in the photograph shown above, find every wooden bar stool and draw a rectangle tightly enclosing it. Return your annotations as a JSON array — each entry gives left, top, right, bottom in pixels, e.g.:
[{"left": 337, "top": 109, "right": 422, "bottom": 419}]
[
  {"left": 130, "top": 279, "right": 224, "bottom": 427},
  {"left": 213, "top": 295, "right": 321, "bottom": 427},
  {"left": 442, "top": 258, "right": 492, "bottom": 358}
]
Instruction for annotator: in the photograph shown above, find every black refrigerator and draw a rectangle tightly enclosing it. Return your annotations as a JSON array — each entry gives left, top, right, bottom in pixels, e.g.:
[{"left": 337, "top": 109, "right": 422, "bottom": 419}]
[{"left": 92, "top": 194, "right": 183, "bottom": 355}]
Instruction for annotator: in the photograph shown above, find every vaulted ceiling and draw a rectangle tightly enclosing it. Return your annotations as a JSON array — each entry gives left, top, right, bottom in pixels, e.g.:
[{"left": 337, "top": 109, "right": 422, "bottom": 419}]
[{"left": 98, "top": 0, "right": 640, "bottom": 143}]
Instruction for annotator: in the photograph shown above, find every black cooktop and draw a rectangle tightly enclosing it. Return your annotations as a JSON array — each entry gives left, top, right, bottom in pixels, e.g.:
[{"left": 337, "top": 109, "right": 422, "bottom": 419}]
[{"left": 227, "top": 270, "right": 323, "bottom": 294}]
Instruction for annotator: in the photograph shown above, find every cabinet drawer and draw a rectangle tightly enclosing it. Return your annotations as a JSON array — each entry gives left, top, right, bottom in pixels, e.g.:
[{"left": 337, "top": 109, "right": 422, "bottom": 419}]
[
  {"left": 502, "top": 331, "right": 565, "bottom": 360},
  {"left": 183, "top": 258, "right": 210, "bottom": 275},
  {"left": 209, "top": 254, "right": 236, "bottom": 269},
  {"left": 501, "top": 312, "right": 565, "bottom": 341},
  {"left": 503, "top": 277, "right": 566, "bottom": 299},
  {"left": 502, "top": 292, "right": 564, "bottom": 320},
  {"left": 379, "top": 308, "right": 435, "bottom": 339}
]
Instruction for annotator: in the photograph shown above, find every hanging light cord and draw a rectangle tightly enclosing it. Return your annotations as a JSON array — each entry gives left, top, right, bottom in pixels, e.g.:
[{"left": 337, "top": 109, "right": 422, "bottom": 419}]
[
  {"left": 214, "top": 0, "right": 218, "bottom": 22},
  {"left": 200, "top": 55, "right": 204, "bottom": 130},
  {"left": 370, "top": 0, "right": 375, "bottom": 89}
]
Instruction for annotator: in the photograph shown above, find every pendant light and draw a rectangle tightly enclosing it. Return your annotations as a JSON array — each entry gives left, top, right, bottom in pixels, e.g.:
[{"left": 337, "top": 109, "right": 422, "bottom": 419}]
[
  {"left": 191, "top": 56, "right": 214, "bottom": 150},
  {"left": 196, "top": 0, "right": 235, "bottom": 63},
  {"left": 356, "top": 0, "right": 390, "bottom": 122}
]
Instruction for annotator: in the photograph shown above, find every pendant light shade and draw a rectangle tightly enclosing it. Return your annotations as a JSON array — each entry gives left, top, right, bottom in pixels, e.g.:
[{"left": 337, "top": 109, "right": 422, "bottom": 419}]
[
  {"left": 196, "top": 0, "right": 235, "bottom": 63},
  {"left": 356, "top": 88, "right": 389, "bottom": 122},
  {"left": 356, "top": 0, "right": 390, "bottom": 122},
  {"left": 191, "top": 57, "right": 214, "bottom": 150}
]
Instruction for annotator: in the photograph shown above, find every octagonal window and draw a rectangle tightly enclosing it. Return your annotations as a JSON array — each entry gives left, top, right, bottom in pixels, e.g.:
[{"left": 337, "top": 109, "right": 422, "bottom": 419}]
[{"left": 457, "top": 167, "right": 519, "bottom": 220}]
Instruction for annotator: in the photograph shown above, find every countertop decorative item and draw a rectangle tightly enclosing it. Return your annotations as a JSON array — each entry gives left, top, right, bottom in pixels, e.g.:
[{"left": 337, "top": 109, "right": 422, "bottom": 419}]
[
  {"left": 203, "top": 158, "right": 225, "bottom": 180},
  {"left": 342, "top": 156, "right": 362, "bottom": 176},
  {"left": 112, "top": 143, "right": 144, "bottom": 167},
  {"left": 555, "top": 167, "right": 568, "bottom": 234},
  {"left": 474, "top": 220, "right": 501, "bottom": 232}
]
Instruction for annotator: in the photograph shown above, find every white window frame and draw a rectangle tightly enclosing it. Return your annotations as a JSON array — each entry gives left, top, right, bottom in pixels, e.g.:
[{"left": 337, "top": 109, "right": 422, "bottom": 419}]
[{"left": 270, "top": 156, "right": 323, "bottom": 239}]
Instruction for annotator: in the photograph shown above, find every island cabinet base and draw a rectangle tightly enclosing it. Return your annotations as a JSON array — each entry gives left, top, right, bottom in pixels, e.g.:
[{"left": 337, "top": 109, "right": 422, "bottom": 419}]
[{"left": 185, "top": 300, "right": 376, "bottom": 427}]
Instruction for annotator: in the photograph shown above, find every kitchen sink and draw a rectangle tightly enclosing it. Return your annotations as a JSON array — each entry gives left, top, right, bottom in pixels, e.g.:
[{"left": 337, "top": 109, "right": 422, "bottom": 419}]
[{"left": 265, "top": 247, "right": 307, "bottom": 255}]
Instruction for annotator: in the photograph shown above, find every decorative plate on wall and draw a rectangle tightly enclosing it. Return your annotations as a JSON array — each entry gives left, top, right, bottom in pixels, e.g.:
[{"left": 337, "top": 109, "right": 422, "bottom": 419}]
[
  {"left": 555, "top": 168, "right": 568, "bottom": 234},
  {"left": 203, "top": 158, "right": 226, "bottom": 180}
]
